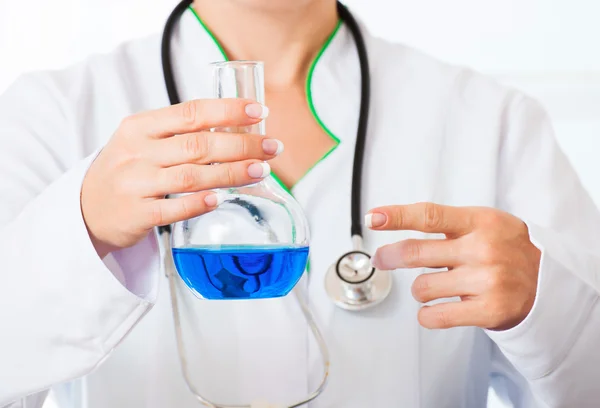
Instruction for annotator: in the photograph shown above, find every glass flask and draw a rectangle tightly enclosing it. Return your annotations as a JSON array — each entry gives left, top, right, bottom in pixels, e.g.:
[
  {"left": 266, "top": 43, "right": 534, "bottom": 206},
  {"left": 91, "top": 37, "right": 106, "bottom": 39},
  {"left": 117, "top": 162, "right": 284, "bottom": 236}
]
[{"left": 171, "top": 61, "right": 310, "bottom": 300}]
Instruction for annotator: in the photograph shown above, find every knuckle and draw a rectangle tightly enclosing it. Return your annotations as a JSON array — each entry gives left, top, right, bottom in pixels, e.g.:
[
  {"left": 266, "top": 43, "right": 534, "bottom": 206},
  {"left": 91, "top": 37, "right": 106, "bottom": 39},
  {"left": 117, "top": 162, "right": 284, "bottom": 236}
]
[
  {"left": 485, "top": 268, "right": 507, "bottom": 291},
  {"left": 118, "top": 115, "right": 136, "bottom": 135},
  {"left": 182, "top": 100, "right": 200, "bottom": 127},
  {"left": 175, "top": 166, "right": 198, "bottom": 190},
  {"left": 476, "top": 210, "right": 503, "bottom": 228},
  {"left": 225, "top": 164, "right": 237, "bottom": 186},
  {"left": 178, "top": 197, "right": 192, "bottom": 220},
  {"left": 121, "top": 143, "right": 143, "bottom": 164},
  {"left": 216, "top": 163, "right": 238, "bottom": 187},
  {"left": 434, "top": 309, "right": 451, "bottom": 328},
  {"left": 113, "top": 176, "right": 130, "bottom": 195},
  {"left": 184, "top": 134, "right": 209, "bottom": 159},
  {"left": 149, "top": 203, "right": 165, "bottom": 226},
  {"left": 239, "top": 135, "right": 250, "bottom": 158},
  {"left": 229, "top": 134, "right": 248, "bottom": 159},
  {"left": 401, "top": 240, "right": 422, "bottom": 266},
  {"left": 389, "top": 209, "right": 403, "bottom": 229},
  {"left": 221, "top": 100, "right": 234, "bottom": 122},
  {"left": 475, "top": 239, "right": 500, "bottom": 264},
  {"left": 423, "top": 202, "right": 442, "bottom": 229}
]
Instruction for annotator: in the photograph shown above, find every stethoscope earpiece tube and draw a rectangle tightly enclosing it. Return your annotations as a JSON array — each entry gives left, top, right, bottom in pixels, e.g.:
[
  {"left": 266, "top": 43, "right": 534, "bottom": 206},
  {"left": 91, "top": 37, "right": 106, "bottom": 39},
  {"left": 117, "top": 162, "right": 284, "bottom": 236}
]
[
  {"left": 323, "top": 4, "right": 392, "bottom": 312},
  {"left": 337, "top": 2, "right": 370, "bottom": 239},
  {"left": 161, "top": 0, "right": 192, "bottom": 106},
  {"left": 158, "top": 0, "right": 193, "bottom": 235}
]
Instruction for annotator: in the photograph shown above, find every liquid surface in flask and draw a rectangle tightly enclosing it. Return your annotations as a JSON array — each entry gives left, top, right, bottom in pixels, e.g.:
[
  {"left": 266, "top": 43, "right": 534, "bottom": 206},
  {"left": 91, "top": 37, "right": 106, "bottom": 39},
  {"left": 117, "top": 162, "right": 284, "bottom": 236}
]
[{"left": 172, "top": 245, "right": 309, "bottom": 299}]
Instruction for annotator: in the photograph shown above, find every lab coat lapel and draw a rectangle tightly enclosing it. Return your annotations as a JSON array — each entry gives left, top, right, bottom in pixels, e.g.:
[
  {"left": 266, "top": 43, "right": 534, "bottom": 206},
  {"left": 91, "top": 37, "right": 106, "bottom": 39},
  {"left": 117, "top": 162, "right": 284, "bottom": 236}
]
[
  {"left": 292, "top": 20, "right": 427, "bottom": 406},
  {"left": 166, "top": 11, "right": 426, "bottom": 406},
  {"left": 288, "top": 21, "right": 383, "bottom": 404},
  {"left": 169, "top": 9, "right": 226, "bottom": 102},
  {"left": 290, "top": 20, "right": 361, "bottom": 322},
  {"left": 172, "top": 7, "right": 362, "bottom": 332}
]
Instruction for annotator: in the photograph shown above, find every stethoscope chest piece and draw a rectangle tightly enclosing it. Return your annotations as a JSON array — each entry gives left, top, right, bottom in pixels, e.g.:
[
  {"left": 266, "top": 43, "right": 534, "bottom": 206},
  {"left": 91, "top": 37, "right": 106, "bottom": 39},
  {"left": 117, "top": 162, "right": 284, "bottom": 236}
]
[{"left": 325, "top": 249, "right": 393, "bottom": 311}]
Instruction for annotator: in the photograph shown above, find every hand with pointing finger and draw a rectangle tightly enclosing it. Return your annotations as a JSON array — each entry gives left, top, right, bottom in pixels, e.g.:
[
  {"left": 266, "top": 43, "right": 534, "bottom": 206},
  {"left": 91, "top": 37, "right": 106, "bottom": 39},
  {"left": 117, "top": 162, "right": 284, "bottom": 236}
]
[
  {"left": 366, "top": 203, "right": 541, "bottom": 331},
  {"left": 82, "top": 98, "right": 279, "bottom": 258}
]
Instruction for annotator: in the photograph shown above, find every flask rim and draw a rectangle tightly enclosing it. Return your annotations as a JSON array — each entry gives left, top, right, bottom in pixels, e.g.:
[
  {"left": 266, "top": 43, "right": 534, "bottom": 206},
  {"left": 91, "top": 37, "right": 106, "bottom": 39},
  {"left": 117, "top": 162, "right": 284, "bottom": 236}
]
[{"left": 209, "top": 60, "right": 264, "bottom": 68}]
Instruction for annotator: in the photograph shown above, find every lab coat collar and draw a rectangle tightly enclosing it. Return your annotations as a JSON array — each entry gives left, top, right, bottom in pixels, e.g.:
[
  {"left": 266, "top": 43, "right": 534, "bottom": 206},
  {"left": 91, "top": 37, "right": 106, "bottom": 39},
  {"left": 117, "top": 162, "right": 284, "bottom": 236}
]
[
  {"left": 170, "top": 5, "right": 362, "bottom": 150},
  {"left": 168, "top": 5, "right": 365, "bottom": 322}
]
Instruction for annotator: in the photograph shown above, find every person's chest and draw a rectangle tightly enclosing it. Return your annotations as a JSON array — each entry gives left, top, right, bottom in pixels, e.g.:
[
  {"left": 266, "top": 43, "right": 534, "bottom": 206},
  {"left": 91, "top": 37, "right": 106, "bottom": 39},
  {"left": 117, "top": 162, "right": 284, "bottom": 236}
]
[
  {"left": 265, "top": 85, "right": 338, "bottom": 190},
  {"left": 70, "top": 22, "right": 507, "bottom": 407},
  {"left": 79, "top": 90, "right": 498, "bottom": 406}
]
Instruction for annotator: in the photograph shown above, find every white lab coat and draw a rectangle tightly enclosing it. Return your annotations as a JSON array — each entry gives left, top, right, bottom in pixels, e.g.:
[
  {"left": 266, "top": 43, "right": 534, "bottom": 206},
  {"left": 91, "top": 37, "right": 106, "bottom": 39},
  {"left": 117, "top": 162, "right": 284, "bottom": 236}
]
[{"left": 2, "top": 7, "right": 600, "bottom": 408}]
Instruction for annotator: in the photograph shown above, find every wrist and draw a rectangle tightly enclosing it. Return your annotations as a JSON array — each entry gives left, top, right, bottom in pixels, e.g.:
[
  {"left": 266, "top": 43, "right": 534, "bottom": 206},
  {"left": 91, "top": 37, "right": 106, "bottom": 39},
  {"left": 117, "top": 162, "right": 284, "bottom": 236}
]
[
  {"left": 81, "top": 192, "right": 118, "bottom": 259},
  {"left": 88, "top": 231, "right": 119, "bottom": 259}
]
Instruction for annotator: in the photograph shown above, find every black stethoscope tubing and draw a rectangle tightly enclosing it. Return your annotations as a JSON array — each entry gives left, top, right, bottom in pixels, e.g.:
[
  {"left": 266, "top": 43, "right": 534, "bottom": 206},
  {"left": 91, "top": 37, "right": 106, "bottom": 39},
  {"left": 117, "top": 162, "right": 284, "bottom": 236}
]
[{"left": 159, "top": 0, "right": 370, "bottom": 243}]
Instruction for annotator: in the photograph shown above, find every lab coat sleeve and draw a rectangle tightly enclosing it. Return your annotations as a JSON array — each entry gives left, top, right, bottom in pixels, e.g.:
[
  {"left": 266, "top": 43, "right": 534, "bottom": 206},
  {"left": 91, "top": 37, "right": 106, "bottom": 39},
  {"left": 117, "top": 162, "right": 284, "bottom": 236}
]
[
  {"left": 486, "top": 93, "right": 600, "bottom": 407},
  {"left": 0, "top": 74, "right": 160, "bottom": 406},
  {"left": 2, "top": 391, "right": 49, "bottom": 408}
]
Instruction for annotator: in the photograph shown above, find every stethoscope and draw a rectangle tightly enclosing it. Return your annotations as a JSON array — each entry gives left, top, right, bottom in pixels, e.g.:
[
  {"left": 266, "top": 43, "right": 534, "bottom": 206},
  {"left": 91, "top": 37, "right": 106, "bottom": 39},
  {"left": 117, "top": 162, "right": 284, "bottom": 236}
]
[{"left": 157, "top": 1, "right": 392, "bottom": 406}]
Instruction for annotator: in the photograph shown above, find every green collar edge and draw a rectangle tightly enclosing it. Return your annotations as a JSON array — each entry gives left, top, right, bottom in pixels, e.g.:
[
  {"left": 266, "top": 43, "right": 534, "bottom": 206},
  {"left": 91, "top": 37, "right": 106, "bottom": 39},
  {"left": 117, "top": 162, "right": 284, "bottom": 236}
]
[{"left": 187, "top": 6, "right": 343, "bottom": 196}]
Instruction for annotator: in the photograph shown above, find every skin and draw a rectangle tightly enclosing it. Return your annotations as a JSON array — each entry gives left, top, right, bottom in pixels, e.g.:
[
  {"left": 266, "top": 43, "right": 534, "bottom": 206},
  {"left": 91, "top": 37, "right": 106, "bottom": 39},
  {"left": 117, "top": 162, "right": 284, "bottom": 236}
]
[
  {"left": 367, "top": 203, "right": 541, "bottom": 331},
  {"left": 192, "top": 0, "right": 339, "bottom": 187},
  {"left": 81, "top": 0, "right": 541, "bottom": 332},
  {"left": 82, "top": 99, "right": 280, "bottom": 258}
]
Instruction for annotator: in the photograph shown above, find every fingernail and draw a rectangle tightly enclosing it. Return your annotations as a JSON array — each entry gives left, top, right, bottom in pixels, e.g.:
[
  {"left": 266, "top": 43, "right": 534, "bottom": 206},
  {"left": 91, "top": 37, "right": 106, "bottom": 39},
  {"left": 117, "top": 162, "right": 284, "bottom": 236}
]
[
  {"left": 245, "top": 103, "right": 269, "bottom": 119},
  {"left": 204, "top": 193, "right": 225, "bottom": 207},
  {"left": 248, "top": 162, "right": 271, "bottom": 178},
  {"left": 262, "top": 139, "right": 284, "bottom": 156},
  {"left": 370, "top": 253, "right": 382, "bottom": 270},
  {"left": 365, "top": 213, "right": 387, "bottom": 228}
]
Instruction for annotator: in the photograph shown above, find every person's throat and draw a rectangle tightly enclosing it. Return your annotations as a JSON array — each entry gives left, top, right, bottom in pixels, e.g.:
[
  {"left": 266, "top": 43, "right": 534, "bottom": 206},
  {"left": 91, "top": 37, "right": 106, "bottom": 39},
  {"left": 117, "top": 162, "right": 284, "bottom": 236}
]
[{"left": 192, "top": 0, "right": 338, "bottom": 89}]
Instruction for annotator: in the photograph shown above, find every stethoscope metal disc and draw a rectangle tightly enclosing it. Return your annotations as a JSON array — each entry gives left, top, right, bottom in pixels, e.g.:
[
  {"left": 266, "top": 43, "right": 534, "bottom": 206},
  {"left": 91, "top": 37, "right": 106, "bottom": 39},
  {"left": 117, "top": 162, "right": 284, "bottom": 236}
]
[
  {"left": 325, "top": 251, "right": 393, "bottom": 311},
  {"left": 336, "top": 251, "right": 375, "bottom": 283}
]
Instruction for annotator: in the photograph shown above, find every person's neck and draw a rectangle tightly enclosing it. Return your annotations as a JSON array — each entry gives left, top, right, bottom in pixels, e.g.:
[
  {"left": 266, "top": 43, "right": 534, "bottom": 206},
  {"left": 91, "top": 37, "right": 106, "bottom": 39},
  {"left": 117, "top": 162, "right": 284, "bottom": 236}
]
[{"left": 192, "top": 0, "right": 338, "bottom": 90}]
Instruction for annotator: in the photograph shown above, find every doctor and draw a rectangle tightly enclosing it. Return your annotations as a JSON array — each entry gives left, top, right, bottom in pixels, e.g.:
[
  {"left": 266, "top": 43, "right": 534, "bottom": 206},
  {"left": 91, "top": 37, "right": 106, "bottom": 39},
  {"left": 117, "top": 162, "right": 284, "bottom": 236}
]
[{"left": 2, "top": 0, "right": 600, "bottom": 407}]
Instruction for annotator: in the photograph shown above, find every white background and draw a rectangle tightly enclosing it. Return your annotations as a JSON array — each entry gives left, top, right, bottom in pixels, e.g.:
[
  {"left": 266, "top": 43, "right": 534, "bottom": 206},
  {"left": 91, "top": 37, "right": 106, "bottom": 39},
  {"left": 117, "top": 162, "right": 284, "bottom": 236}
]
[
  {"left": 1, "top": 0, "right": 599, "bottom": 206},
  {"left": 1, "top": 0, "right": 598, "bottom": 407}
]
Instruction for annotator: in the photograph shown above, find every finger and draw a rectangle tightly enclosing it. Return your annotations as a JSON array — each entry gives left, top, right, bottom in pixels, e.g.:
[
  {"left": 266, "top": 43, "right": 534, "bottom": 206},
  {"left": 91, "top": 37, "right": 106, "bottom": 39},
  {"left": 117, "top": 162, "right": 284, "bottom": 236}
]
[
  {"left": 121, "top": 98, "right": 268, "bottom": 139},
  {"left": 152, "top": 132, "right": 284, "bottom": 167},
  {"left": 417, "top": 300, "right": 486, "bottom": 329},
  {"left": 411, "top": 267, "right": 484, "bottom": 303},
  {"left": 371, "top": 238, "right": 462, "bottom": 270},
  {"left": 365, "top": 202, "right": 473, "bottom": 236},
  {"left": 145, "top": 190, "right": 222, "bottom": 227},
  {"left": 152, "top": 160, "right": 271, "bottom": 196}
]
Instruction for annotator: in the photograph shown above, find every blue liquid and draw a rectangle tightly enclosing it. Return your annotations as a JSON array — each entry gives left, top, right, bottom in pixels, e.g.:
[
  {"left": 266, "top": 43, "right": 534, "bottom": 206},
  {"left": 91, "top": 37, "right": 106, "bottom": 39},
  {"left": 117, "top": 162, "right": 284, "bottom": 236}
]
[{"left": 172, "top": 245, "right": 309, "bottom": 300}]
